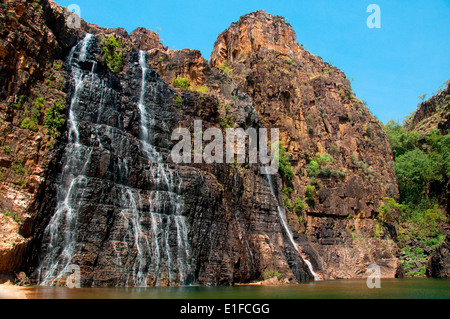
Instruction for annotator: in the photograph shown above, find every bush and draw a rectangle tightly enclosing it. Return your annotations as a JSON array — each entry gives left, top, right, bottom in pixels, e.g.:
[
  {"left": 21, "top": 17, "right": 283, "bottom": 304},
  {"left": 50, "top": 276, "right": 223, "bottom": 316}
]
[
  {"left": 101, "top": 35, "right": 124, "bottom": 73},
  {"left": 21, "top": 117, "right": 39, "bottom": 132},
  {"left": 305, "top": 184, "right": 316, "bottom": 205},
  {"left": 275, "top": 141, "right": 294, "bottom": 181},
  {"left": 263, "top": 270, "right": 281, "bottom": 280},
  {"left": 218, "top": 62, "right": 233, "bottom": 76},
  {"left": 379, "top": 197, "right": 403, "bottom": 224},
  {"left": 12, "top": 160, "right": 26, "bottom": 175},
  {"left": 172, "top": 77, "right": 190, "bottom": 89},
  {"left": 44, "top": 102, "right": 66, "bottom": 137},
  {"left": 294, "top": 198, "right": 308, "bottom": 214}
]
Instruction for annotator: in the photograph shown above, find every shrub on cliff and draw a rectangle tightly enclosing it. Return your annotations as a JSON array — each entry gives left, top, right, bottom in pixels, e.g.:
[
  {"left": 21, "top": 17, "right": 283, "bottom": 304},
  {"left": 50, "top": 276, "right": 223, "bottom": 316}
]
[
  {"left": 172, "top": 77, "right": 190, "bottom": 89},
  {"left": 276, "top": 141, "right": 294, "bottom": 181},
  {"left": 44, "top": 102, "right": 66, "bottom": 137},
  {"left": 101, "top": 35, "right": 124, "bottom": 73}
]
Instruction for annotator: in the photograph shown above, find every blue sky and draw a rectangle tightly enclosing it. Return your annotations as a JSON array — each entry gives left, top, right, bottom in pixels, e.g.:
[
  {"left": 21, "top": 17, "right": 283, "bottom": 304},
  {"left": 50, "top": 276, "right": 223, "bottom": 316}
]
[{"left": 54, "top": 0, "right": 450, "bottom": 124}]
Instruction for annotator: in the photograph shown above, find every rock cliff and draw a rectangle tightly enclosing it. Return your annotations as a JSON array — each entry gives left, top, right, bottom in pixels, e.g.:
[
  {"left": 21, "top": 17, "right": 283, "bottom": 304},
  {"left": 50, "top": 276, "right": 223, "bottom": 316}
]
[
  {"left": 0, "top": 1, "right": 401, "bottom": 285},
  {"left": 210, "top": 11, "right": 400, "bottom": 279}
]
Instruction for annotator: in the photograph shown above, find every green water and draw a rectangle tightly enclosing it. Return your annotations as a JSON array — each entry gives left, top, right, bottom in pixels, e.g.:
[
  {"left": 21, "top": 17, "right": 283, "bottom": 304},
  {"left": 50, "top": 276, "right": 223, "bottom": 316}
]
[{"left": 23, "top": 278, "right": 449, "bottom": 299}]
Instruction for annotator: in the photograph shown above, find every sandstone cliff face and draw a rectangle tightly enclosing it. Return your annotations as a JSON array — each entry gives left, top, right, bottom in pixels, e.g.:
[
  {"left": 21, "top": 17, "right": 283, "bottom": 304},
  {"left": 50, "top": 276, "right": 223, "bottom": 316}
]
[
  {"left": 0, "top": 0, "right": 82, "bottom": 275},
  {"left": 1, "top": 2, "right": 400, "bottom": 285},
  {"left": 409, "top": 83, "right": 450, "bottom": 135},
  {"left": 210, "top": 11, "right": 400, "bottom": 279}
]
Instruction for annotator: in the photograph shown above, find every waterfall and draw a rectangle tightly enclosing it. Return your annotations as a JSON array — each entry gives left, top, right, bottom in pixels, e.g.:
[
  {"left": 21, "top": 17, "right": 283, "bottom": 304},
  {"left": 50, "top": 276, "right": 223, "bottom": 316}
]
[
  {"left": 136, "top": 50, "right": 193, "bottom": 286},
  {"left": 38, "top": 33, "right": 96, "bottom": 286},
  {"left": 38, "top": 36, "right": 193, "bottom": 287},
  {"left": 264, "top": 169, "right": 321, "bottom": 281}
]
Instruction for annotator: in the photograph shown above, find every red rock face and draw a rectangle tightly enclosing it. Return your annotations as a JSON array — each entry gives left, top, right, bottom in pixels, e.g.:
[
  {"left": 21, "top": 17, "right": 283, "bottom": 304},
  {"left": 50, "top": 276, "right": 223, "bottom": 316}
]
[{"left": 210, "top": 10, "right": 400, "bottom": 279}]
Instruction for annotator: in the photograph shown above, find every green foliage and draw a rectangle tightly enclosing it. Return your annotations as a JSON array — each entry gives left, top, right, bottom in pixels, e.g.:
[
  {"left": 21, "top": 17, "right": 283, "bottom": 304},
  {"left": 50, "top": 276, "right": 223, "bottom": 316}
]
[
  {"left": 306, "top": 153, "right": 345, "bottom": 179},
  {"left": 101, "top": 35, "right": 124, "bottom": 73},
  {"left": 386, "top": 122, "right": 449, "bottom": 204},
  {"left": 44, "top": 102, "right": 66, "bottom": 137},
  {"left": 172, "top": 77, "right": 209, "bottom": 93},
  {"left": 191, "top": 85, "right": 209, "bottom": 93},
  {"left": 263, "top": 270, "right": 282, "bottom": 280},
  {"left": 219, "top": 117, "right": 235, "bottom": 129},
  {"left": 53, "top": 61, "right": 63, "bottom": 70},
  {"left": 217, "top": 61, "right": 233, "bottom": 77},
  {"left": 385, "top": 118, "right": 449, "bottom": 276},
  {"left": 21, "top": 117, "right": 39, "bottom": 132},
  {"left": 12, "top": 160, "right": 26, "bottom": 176},
  {"left": 294, "top": 198, "right": 308, "bottom": 214},
  {"left": 379, "top": 198, "right": 403, "bottom": 224},
  {"left": 275, "top": 141, "right": 294, "bottom": 181},
  {"left": 306, "top": 159, "right": 320, "bottom": 177},
  {"left": 305, "top": 184, "right": 316, "bottom": 205},
  {"left": 175, "top": 95, "right": 183, "bottom": 108},
  {"left": 3, "top": 146, "right": 11, "bottom": 155},
  {"left": 172, "top": 77, "right": 190, "bottom": 89},
  {"left": 283, "top": 194, "right": 293, "bottom": 212}
]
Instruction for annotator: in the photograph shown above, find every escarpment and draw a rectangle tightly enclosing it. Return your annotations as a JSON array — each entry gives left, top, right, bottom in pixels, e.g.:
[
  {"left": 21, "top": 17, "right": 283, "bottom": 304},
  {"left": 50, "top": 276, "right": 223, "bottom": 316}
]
[
  {"left": 210, "top": 10, "right": 400, "bottom": 279},
  {"left": 1, "top": 1, "right": 401, "bottom": 286}
]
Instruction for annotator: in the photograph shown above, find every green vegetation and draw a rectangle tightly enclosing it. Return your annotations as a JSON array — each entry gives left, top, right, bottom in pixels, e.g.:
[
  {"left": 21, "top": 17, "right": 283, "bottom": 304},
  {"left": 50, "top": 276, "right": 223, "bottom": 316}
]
[
  {"left": 275, "top": 141, "right": 294, "bottom": 181},
  {"left": 172, "top": 77, "right": 209, "bottom": 93},
  {"left": 2, "top": 210, "right": 21, "bottom": 224},
  {"left": 263, "top": 270, "right": 282, "bottom": 280},
  {"left": 219, "top": 117, "right": 235, "bottom": 129},
  {"left": 175, "top": 95, "right": 183, "bottom": 108},
  {"left": 307, "top": 153, "right": 346, "bottom": 179},
  {"left": 350, "top": 154, "right": 373, "bottom": 177},
  {"left": 305, "top": 184, "right": 316, "bottom": 206},
  {"left": 385, "top": 121, "right": 449, "bottom": 204},
  {"left": 384, "top": 119, "right": 449, "bottom": 276},
  {"left": 172, "top": 77, "right": 190, "bottom": 89},
  {"left": 21, "top": 97, "right": 45, "bottom": 132},
  {"left": 217, "top": 61, "right": 233, "bottom": 77},
  {"left": 101, "top": 35, "right": 124, "bottom": 73},
  {"left": 294, "top": 198, "right": 308, "bottom": 214},
  {"left": 44, "top": 101, "right": 66, "bottom": 137},
  {"left": 3, "top": 146, "right": 11, "bottom": 155},
  {"left": 12, "top": 160, "right": 26, "bottom": 176}
]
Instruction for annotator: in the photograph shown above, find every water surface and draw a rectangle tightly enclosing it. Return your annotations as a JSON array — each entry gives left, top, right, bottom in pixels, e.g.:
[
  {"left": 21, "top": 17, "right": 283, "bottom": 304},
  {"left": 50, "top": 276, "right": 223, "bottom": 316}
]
[{"left": 22, "top": 278, "right": 450, "bottom": 299}]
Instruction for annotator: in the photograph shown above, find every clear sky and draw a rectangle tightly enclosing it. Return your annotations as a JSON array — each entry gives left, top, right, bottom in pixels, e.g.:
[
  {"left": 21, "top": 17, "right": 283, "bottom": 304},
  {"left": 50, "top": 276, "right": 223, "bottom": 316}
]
[{"left": 54, "top": 0, "right": 450, "bottom": 124}]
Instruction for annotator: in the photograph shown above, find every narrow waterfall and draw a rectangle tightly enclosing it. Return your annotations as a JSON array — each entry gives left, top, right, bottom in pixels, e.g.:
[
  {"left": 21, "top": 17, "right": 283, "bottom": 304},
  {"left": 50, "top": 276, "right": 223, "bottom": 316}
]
[
  {"left": 264, "top": 170, "right": 321, "bottom": 281},
  {"left": 135, "top": 50, "right": 193, "bottom": 286},
  {"left": 38, "top": 33, "right": 96, "bottom": 285}
]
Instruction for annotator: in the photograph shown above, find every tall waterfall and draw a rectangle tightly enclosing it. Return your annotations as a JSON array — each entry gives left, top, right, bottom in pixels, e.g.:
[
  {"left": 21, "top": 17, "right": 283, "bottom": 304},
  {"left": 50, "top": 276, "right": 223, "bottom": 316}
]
[
  {"left": 133, "top": 50, "right": 194, "bottom": 286},
  {"left": 37, "top": 35, "right": 194, "bottom": 287},
  {"left": 264, "top": 169, "right": 320, "bottom": 281},
  {"left": 38, "top": 33, "right": 96, "bottom": 286}
]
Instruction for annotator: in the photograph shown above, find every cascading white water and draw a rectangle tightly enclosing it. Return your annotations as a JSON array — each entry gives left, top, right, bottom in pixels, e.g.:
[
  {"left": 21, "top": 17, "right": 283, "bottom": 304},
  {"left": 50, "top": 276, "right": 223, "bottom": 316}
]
[
  {"left": 136, "top": 50, "right": 193, "bottom": 286},
  {"left": 264, "top": 169, "right": 321, "bottom": 281},
  {"left": 38, "top": 37, "right": 193, "bottom": 287},
  {"left": 38, "top": 34, "right": 96, "bottom": 285}
]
